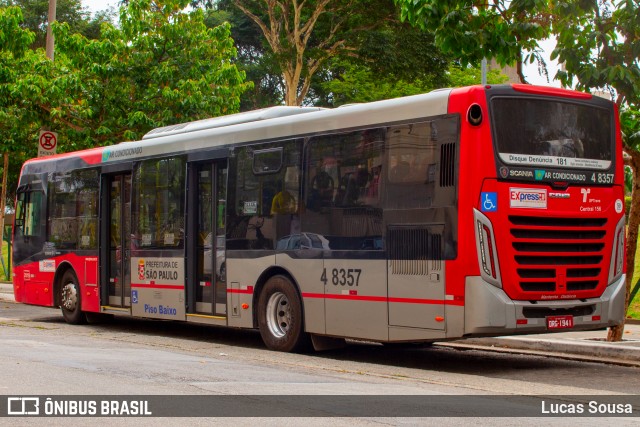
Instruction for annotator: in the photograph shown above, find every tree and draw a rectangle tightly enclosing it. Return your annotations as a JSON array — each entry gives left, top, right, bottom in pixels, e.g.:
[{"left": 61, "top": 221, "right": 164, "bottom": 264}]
[
  {"left": 0, "top": 5, "right": 39, "bottom": 269},
  {"left": 550, "top": 0, "right": 640, "bottom": 341},
  {"left": 310, "top": 23, "right": 454, "bottom": 106},
  {"left": 393, "top": 0, "right": 553, "bottom": 83},
  {"left": 52, "top": 0, "right": 251, "bottom": 145},
  {"left": 395, "top": 0, "right": 640, "bottom": 341},
  {"left": 205, "top": 1, "right": 455, "bottom": 107},
  {"left": 217, "top": 0, "right": 423, "bottom": 106},
  {"left": 204, "top": 4, "right": 286, "bottom": 109},
  {"left": 0, "top": 0, "right": 111, "bottom": 46},
  {"left": 0, "top": 0, "right": 251, "bottom": 220},
  {"left": 315, "top": 60, "right": 507, "bottom": 107}
]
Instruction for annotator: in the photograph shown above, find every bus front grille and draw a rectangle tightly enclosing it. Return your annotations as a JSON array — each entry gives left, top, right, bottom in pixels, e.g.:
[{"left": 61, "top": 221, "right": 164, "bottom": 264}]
[{"left": 508, "top": 215, "right": 607, "bottom": 294}]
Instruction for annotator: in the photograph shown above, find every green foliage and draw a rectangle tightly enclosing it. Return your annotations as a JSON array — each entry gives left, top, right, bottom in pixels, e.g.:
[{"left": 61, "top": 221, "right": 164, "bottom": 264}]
[
  {"left": 51, "top": 0, "right": 251, "bottom": 145},
  {"left": 447, "top": 65, "right": 510, "bottom": 87},
  {"left": 226, "top": 0, "right": 413, "bottom": 105},
  {"left": 0, "top": 0, "right": 112, "bottom": 47},
  {"left": 204, "top": 4, "right": 285, "bottom": 109},
  {"left": 1, "top": 240, "right": 11, "bottom": 281},
  {"left": 318, "top": 60, "right": 433, "bottom": 106},
  {"left": 631, "top": 247, "right": 640, "bottom": 319},
  {"left": 317, "top": 60, "right": 509, "bottom": 107},
  {"left": 393, "top": 0, "right": 552, "bottom": 80},
  {"left": 0, "top": 6, "right": 34, "bottom": 56},
  {"left": 0, "top": 6, "right": 44, "bottom": 198},
  {"left": 551, "top": 0, "right": 640, "bottom": 107},
  {"left": 0, "top": 6, "right": 41, "bottom": 156},
  {"left": 620, "top": 107, "right": 640, "bottom": 153},
  {"left": 211, "top": 1, "right": 453, "bottom": 107},
  {"left": 0, "top": 1, "right": 250, "bottom": 202}
]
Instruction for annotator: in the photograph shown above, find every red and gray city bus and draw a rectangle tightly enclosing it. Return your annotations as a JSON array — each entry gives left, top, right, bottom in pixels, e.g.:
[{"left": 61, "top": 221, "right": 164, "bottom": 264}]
[{"left": 12, "top": 84, "right": 626, "bottom": 352}]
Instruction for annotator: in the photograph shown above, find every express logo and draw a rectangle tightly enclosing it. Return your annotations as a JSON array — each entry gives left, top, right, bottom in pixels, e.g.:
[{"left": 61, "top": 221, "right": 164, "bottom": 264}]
[
  {"left": 509, "top": 188, "right": 548, "bottom": 209},
  {"left": 511, "top": 191, "right": 546, "bottom": 202}
]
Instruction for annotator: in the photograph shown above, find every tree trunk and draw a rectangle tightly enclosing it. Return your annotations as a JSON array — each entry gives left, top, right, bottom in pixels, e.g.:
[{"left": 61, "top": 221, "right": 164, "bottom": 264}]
[{"left": 607, "top": 151, "right": 640, "bottom": 341}]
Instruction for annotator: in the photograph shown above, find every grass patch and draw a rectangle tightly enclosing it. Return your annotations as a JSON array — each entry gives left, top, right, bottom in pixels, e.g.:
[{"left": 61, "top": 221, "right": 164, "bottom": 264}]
[
  {"left": 628, "top": 246, "right": 640, "bottom": 320},
  {"left": 1, "top": 240, "right": 10, "bottom": 282}
]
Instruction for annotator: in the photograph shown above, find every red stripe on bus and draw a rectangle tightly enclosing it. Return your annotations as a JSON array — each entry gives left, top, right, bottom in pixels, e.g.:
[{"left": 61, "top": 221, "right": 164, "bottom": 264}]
[
  {"left": 131, "top": 284, "right": 184, "bottom": 290},
  {"left": 227, "top": 288, "right": 254, "bottom": 294},
  {"left": 302, "top": 293, "right": 464, "bottom": 305}
]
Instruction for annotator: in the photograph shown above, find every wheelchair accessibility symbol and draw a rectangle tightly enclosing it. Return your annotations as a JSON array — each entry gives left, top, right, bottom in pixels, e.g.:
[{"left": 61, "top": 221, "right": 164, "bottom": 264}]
[
  {"left": 131, "top": 290, "right": 138, "bottom": 304},
  {"left": 481, "top": 192, "right": 497, "bottom": 212}
]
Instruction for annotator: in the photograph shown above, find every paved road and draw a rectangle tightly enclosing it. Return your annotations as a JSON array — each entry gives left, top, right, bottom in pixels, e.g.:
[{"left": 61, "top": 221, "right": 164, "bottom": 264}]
[{"left": 0, "top": 301, "right": 639, "bottom": 425}]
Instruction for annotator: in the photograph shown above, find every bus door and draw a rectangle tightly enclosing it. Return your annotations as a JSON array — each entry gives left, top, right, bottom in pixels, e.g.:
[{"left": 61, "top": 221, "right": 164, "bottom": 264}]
[
  {"left": 187, "top": 162, "right": 227, "bottom": 317},
  {"left": 104, "top": 174, "right": 132, "bottom": 308},
  {"left": 387, "top": 224, "right": 445, "bottom": 330}
]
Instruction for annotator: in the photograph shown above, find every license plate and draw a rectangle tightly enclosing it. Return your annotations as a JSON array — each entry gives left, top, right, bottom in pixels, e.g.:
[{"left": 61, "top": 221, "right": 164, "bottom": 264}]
[{"left": 546, "top": 315, "right": 574, "bottom": 329}]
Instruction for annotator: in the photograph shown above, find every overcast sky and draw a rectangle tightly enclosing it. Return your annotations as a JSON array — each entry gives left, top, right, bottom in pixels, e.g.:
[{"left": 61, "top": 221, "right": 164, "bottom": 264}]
[{"left": 85, "top": 0, "right": 119, "bottom": 15}]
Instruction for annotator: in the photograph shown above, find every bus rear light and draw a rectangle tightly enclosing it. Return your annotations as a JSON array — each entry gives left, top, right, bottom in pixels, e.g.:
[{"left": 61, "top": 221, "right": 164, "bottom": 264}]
[
  {"left": 516, "top": 319, "right": 528, "bottom": 325},
  {"left": 474, "top": 209, "right": 502, "bottom": 288},
  {"left": 592, "top": 315, "right": 601, "bottom": 322}
]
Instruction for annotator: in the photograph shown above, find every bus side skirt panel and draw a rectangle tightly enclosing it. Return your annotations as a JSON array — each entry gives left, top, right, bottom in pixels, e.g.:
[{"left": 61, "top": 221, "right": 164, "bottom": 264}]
[{"left": 226, "top": 255, "right": 276, "bottom": 329}]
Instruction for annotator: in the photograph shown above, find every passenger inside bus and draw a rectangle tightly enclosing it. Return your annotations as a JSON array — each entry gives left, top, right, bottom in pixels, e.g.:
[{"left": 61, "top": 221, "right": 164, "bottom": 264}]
[
  {"left": 309, "top": 165, "right": 334, "bottom": 210},
  {"left": 342, "top": 167, "right": 370, "bottom": 206},
  {"left": 271, "top": 187, "right": 296, "bottom": 214}
]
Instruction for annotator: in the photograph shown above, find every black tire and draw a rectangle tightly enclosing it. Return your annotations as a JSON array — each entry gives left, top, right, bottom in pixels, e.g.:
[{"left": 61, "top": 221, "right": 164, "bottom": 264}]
[
  {"left": 257, "top": 275, "right": 310, "bottom": 352},
  {"left": 60, "top": 270, "right": 87, "bottom": 325}
]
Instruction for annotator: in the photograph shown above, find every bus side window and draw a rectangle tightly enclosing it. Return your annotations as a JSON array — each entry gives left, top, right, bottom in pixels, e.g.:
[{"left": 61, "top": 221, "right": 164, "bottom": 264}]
[{"left": 15, "top": 190, "right": 44, "bottom": 239}]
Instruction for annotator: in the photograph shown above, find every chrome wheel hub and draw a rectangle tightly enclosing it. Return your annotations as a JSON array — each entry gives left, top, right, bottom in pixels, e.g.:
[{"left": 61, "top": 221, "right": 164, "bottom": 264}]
[
  {"left": 266, "top": 292, "right": 291, "bottom": 338},
  {"left": 61, "top": 282, "right": 78, "bottom": 312}
]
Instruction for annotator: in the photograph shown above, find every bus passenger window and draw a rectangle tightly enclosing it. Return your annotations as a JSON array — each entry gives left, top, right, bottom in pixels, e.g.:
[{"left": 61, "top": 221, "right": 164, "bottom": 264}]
[{"left": 341, "top": 167, "right": 370, "bottom": 206}]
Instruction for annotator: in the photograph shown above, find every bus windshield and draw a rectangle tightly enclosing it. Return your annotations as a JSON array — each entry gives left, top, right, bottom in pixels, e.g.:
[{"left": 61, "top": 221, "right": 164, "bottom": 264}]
[{"left": 491, "top": 98, "right": 613, "bottom": 171}]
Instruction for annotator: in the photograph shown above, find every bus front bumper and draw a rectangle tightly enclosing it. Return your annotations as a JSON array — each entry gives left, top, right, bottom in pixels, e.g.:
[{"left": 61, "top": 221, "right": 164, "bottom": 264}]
[{"left": 463, "top": 275, "right": 626, "bottom": 336}]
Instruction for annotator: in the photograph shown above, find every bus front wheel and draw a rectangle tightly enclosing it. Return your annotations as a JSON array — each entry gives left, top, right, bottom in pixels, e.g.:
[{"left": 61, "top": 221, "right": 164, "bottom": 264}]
[
  {"left": 257, "top": 275, "right": 309, "bottom": 352},
  {"left": 60, "top": 270, "right": 87, "bottom": 325}
]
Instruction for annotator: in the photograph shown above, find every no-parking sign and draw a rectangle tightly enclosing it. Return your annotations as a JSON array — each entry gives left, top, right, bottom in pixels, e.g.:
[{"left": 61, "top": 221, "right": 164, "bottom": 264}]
[{"left": 38, "top": 130, "right": 58, "bottom": 157}]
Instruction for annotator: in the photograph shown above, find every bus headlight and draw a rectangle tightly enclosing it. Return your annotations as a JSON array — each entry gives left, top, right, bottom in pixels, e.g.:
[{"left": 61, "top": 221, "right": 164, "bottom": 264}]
[
  {"left": 474, "top": 209, "right": 502, "bottom": 288},
  {"left": 608, "top": 216, "right": 626, "bottom": 284}
]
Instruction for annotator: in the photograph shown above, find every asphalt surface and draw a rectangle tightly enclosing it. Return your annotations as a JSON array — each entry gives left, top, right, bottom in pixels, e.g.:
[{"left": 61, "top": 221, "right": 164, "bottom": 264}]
[{"left": 2, "top": 281, "right": 639, "bottom": 366}]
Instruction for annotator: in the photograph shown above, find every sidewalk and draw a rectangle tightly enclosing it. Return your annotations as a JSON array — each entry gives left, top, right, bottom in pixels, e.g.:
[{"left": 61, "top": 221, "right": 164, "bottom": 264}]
[{"left": 1, "top": 280, "right": 639, "bottom": 364}]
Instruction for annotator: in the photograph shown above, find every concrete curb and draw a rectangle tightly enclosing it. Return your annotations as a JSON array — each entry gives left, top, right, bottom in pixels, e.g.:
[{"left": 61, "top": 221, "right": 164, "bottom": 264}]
[{"left": 461, "top": 336, "right": 640, "bottom": 363}]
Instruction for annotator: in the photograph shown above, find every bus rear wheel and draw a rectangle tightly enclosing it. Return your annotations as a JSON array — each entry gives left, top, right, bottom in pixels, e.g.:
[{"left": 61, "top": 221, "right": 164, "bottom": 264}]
[
  {"left": 60, "top": 270, "right": 87, "bottom": 325},
  {"left": 257, "top": 275, "right": 309, "bottom": 352}
]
